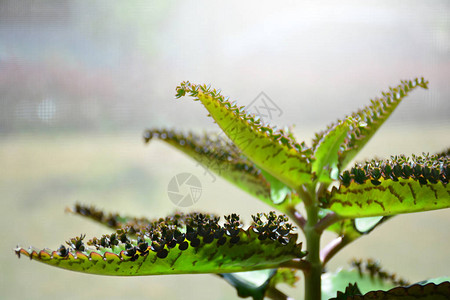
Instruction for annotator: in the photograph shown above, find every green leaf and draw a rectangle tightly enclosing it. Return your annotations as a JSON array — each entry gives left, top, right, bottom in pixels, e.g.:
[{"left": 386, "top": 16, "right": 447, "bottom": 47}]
[
  {"left": 322, "top": 258, "right": 409, "bottom": 300},
  {"left": 326, "top": 214, "right": 390, "bottom": 242},
  {"left": 353, "top": 216, "right": 384, "bottom": 233},
  {"left": 220, "top": 269, "right": 277, "bottom": 300},
  {"left": 16, "top": 212, "right": 306, "bottom": 276},
  {"left": 176, "top": 82, "right": 312, "bottom": 190},
  {"left": 326, "top": 178, "right": 449, "bottom": 218},
  {"left": 69, "top": 203, "right": 152, "bottom": 230},
  {"left": 322, "top": 269, "right": 395, "bottom": 300},
  {"left": 143, "top": 129, "right": 293, "bottom": 210},
  {"left": 143, "top": 129, "right": 269, "bottom": 204},
  {"left": 259, "top": 169, "right": 292, "bottom": 205},
  {"left": 322, "top": 215, "right": 391, "bottom": 266},
  {"left": 332, "top": 275, "right": 449, "bottom": 300},
  {"left": 72, "top": 205, "right": 299, "bottom": 299},
  {"left": 346, "top": 281, "right": 450, "bottom": 299},
  {"left": 323, "top": 154, "right": 450, "bottom": 218},
  {"left": 312, "top": 117, "right": 355, "bottom": 184},
  {"left": 313, "top": 78, "right": 429, "bottom": 170}
]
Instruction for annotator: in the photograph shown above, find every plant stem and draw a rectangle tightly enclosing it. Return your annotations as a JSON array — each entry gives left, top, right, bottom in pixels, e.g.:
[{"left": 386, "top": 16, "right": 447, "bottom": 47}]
[
  {"left": 314, "top": 212, "right": 340, "bottom": 234},
  {"left": 321, "top": 237, "right": 350, "bottom": 266},
  {"left": 286, "top": 206, "right": 306, "bottom": 232},
  {"left": 304, "top": 204, "right": 322, "bottom": 300},
  {"left": 280, "top": 258, "right": 311, "bottom": 271}
]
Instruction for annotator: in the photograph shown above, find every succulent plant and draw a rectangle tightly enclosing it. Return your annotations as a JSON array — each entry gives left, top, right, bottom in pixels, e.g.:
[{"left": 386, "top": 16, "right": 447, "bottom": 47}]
[{"left": 16, "top": 78, "right": 449, "bottom": 299}]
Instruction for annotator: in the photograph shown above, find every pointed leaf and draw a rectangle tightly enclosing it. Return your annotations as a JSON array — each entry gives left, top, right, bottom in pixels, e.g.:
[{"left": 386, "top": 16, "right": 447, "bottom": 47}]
[
  {"left": 143, "top": 128, "right": 292, "bottom": 210},
  {"left": 176, "top": 82, "right": 312, "bottom": 190},
  {"left": 349, "top": 258, "right": 409, "bottom": 286},
  {"left": 16, "top": 212, "right": 306, "bottom": 276},
  {"left": 313, "top": 78, "right": 429, "bottom": 170},
  {"left": 312, "top": 117, "right": 356, "bottom": 184},
  {"left": 323, "top": 154, "right": 449, "bottom": 218},
  {"left": 71, "top": 205, "right": 300, "bottom": 299},
  {"left": 69, "top": 203, "right": 153, "bottom": 230}
]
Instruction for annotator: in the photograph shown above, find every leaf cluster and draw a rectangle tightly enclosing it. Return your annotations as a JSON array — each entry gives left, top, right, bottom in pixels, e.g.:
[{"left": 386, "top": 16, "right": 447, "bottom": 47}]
[{"left": 15, "top": 78, "right": 449, "bottom": 299}]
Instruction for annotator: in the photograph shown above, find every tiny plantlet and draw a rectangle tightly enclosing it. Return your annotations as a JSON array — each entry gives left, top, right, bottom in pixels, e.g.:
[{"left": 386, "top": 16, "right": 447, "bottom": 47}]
[{"left": 16, "top": 78, "right": 450, "bottom": 299}]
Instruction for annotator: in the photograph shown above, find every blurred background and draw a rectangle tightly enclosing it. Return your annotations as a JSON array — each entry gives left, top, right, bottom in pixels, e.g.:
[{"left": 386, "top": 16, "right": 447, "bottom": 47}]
[{"left": 1, "top": 1, "right": 449, "bottom": 299}]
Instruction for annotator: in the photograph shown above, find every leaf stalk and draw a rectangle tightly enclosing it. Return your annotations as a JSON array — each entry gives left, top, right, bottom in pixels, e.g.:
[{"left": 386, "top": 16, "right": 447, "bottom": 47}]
[{"left": 314, "top": 212, "right": 340, "bottom": 234}]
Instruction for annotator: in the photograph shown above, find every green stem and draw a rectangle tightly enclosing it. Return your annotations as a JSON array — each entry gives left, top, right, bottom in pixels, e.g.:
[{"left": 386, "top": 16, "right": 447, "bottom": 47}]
[
  {"left": 314, "top": 212, "right": 340, "bottom": 234},
  {"left": 280, "top": 258, "right": 311, "bottom": 271},
  {"left": 304, "top": 204, "right": 322, "bottom": 300},
  {"left": 321, "top": 236, "right": 350, "bottom": 266},
  {"left": 286, "top": 205, "right": 306, "bottom": 232}
]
